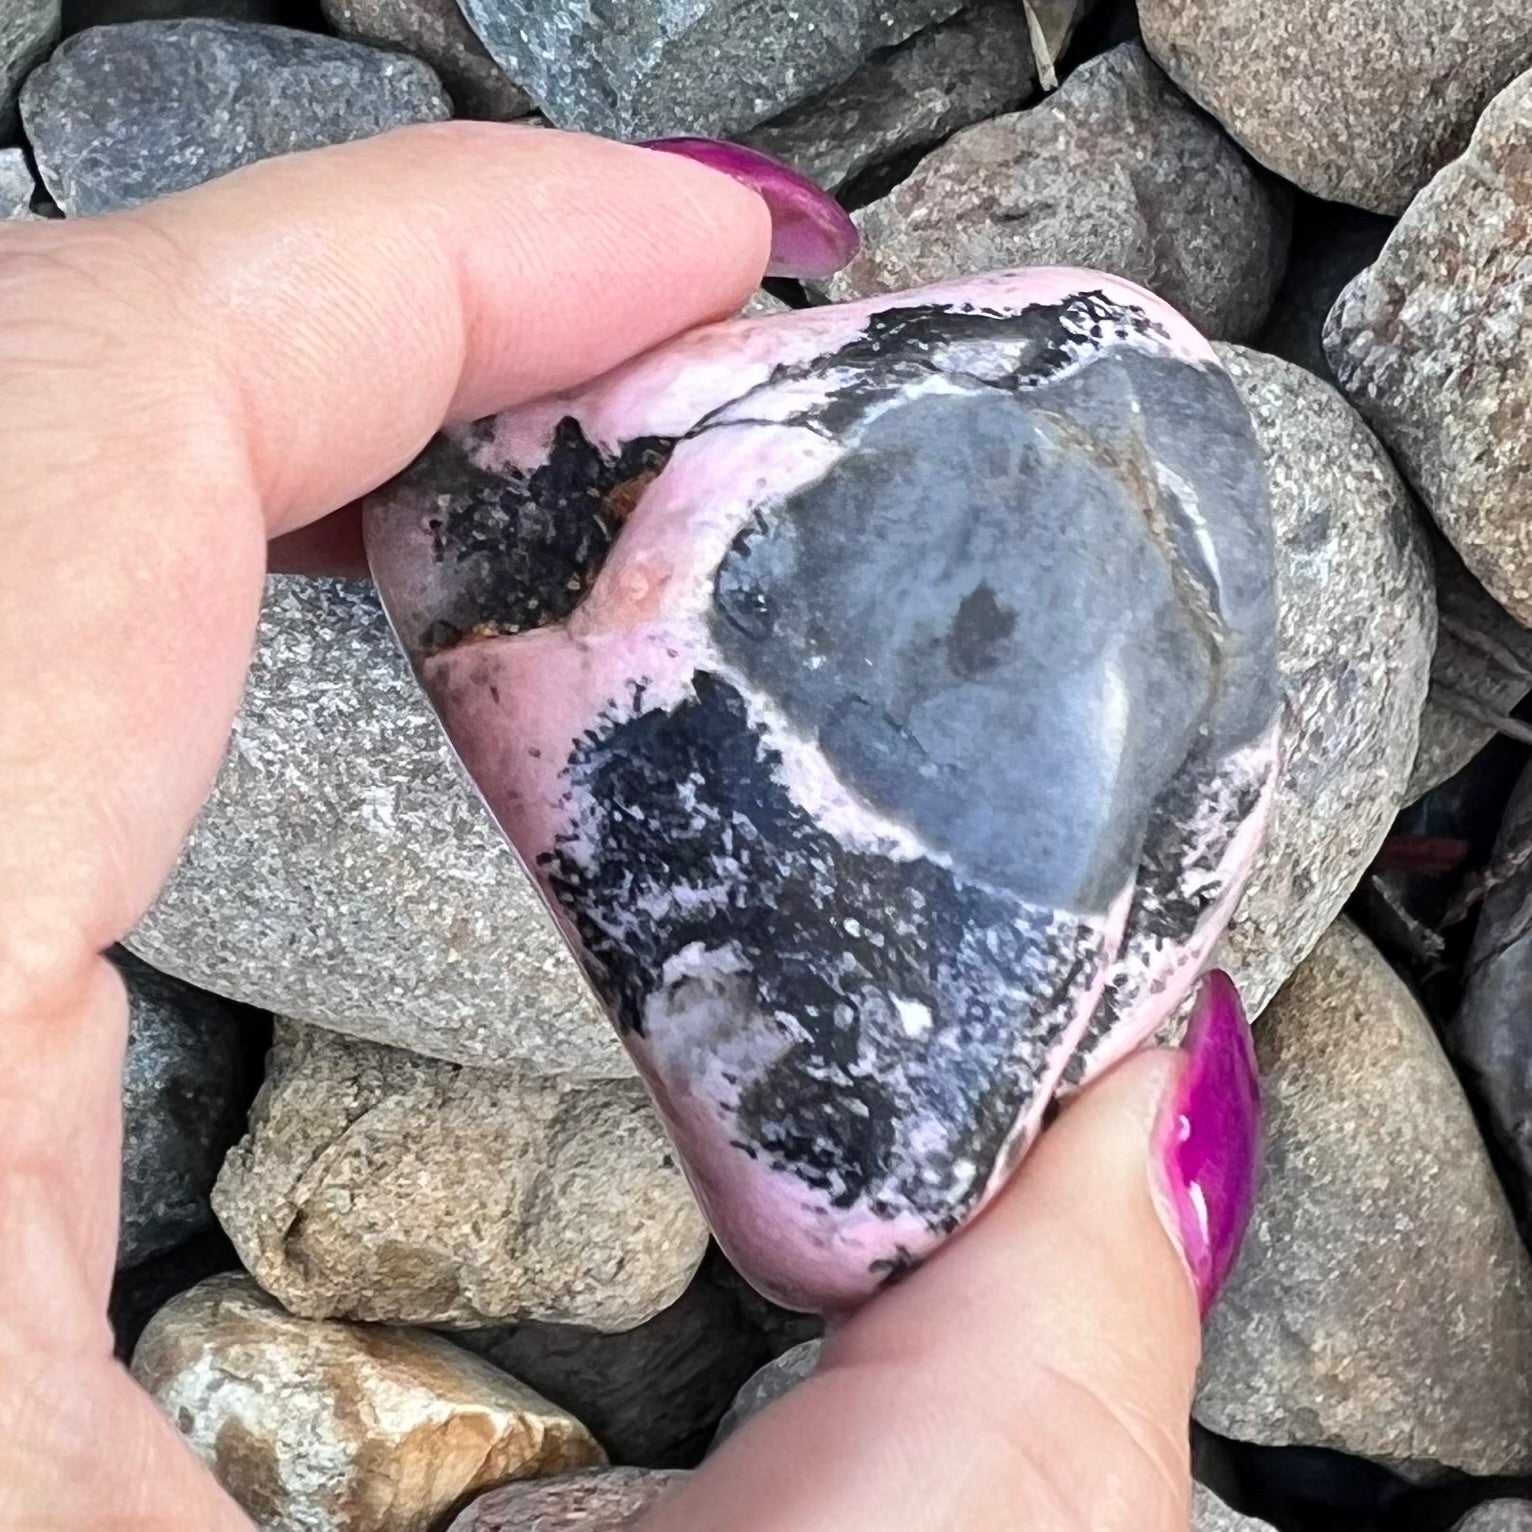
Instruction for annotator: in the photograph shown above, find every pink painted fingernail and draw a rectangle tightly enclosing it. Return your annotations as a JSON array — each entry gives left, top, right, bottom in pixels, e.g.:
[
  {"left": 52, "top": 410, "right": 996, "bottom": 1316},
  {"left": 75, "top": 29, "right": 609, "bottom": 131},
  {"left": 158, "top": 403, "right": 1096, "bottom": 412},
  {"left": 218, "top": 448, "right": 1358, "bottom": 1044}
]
[
  {"left": 1153, "top": 970, "right": 1262, "bottom": 1318},
  {"left": 637, "top": 136, "right": 860, "bottom": 281}
]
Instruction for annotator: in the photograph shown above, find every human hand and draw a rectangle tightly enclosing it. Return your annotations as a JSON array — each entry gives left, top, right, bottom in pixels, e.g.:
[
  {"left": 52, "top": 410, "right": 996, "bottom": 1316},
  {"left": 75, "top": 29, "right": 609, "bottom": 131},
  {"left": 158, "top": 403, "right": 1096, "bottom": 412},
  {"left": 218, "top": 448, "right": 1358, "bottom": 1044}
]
[{"left": 0, "top": 122, "right": 1256, "bottom": 1530}]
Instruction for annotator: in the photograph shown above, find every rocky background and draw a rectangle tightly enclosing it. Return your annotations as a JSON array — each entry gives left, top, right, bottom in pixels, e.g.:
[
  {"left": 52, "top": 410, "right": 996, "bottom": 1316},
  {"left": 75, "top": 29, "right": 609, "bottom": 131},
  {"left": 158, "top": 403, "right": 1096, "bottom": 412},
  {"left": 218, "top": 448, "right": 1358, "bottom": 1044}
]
[{"left": 6, "top": 0, "right": 1532, "bottom": 1528}]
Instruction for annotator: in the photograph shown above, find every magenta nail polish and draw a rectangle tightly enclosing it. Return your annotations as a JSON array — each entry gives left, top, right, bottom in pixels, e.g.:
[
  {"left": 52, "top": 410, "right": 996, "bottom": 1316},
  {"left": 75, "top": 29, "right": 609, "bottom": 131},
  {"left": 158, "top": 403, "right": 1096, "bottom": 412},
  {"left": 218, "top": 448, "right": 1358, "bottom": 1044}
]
[
  {"left": 1155, "top": 970, "right": 1262, "bottom": 1317},
  {"left": 636, "top": 136, "right": 860, "bottom": 281}
]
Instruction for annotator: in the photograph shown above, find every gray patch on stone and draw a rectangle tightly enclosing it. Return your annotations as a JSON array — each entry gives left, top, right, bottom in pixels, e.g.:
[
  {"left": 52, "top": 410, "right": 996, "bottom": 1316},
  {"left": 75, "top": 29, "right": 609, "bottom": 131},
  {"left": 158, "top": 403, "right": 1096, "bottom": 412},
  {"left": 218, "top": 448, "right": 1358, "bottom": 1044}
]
[
  {"left": 114, "top": 952, "right": 250, "bottom": 1270},
  {"left": 453, "top": 0, "right": 962, "bottom": 139},
  {"left": 827, "top": 42, "right": 1290, "bottom": 342},
  {"left": 0, "top": 145, "right": 38, "bottom": 217},
  {"left": 1193, "top": 1484, "right": 1276, "bottom": 1531},
  {"left": 1140, "top": 0, "right": 1532, "bottom": 214},
  {"left": 740, "top": 0, "right": 1035, "bottom": 192},
  {"left": 128, "top": 575, "right": 622, "bottom": 1074},
  {"left": 1, "top": 0, "right": 58, "bottom": 143},
  {"left": 21, "top": 18, "right": 449, "bottom": 216}
]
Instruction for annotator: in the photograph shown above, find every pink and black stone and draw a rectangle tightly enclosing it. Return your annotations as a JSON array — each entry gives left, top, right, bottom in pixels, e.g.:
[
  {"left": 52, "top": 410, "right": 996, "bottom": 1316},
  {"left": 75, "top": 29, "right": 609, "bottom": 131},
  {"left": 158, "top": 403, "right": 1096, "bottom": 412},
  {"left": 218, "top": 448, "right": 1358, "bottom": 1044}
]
[{"left": 363, "top": 269, "right": 1281, "bottom": 1314}]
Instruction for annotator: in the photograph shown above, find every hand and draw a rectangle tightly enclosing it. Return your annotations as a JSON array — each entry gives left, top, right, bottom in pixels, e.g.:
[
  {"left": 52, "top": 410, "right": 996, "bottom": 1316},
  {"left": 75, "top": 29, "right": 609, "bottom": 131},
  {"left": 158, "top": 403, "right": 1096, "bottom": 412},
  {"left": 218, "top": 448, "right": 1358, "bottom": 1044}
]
[{"left": 0, "top": 122, "right": 1231, "bottom": 1531}]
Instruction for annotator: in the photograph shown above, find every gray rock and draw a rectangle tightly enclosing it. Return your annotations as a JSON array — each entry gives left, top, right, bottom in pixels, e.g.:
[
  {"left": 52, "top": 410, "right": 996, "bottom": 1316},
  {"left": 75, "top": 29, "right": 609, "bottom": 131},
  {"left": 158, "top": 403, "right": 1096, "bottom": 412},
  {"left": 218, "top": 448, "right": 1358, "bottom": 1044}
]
[
  {"left": 1139, "top": 0, "right": 1532, "bottom": 214},
  {"left": 214, "top": 1020, "right": 704, "bottom": 1328},
  {"left": 133, "top": 1274, "right": 604, "bottom": 1532},
  {"left": 1, "top": 0, "right": 57, "bottom": 142},
  {"left": 454, "top": 0, "right": 961, "bottom": 140},
  {"left": 320, "top": 0, "right": 532, "bottom": 121},
  {"left": 1021, "top": 0, "right": 1095, "bottom": 90},
  {"left": 129, "top": 575, "right": 623, "bottom": 1074},
  {"left": 740, "top": 0, "right": 1034, "bottom": 192},
  {"left": 710, "top": 1338, "right": 821, "bottom": 1448},
  {"left": 1193, "top": 1485, "right": 1276, "bottom": 1531},
  {"left": 1199, "top": 920, "right": 1532, "bottom": 1475},
  {"left": 460, "top": 1262, "right": 778, "bottom": 1466},
  {"left": 447, "top": 1468, "right": 685, "bottom": 1531},
  {"left": 1409, "top": 536, "right": 1532, "bottom": 803},
  {"left": 1257, "top": 203, "right": 1393, "bottom": 382},
  {"left": 21, "top": 19, "right": 449, "bottom": 216},
  {"left": 0, "top": 146, "right": 38, "bottom": 217},
  {"left": 1447, "top": 760, "right": 1532, "bottom": 1227},
  {"left": 1212, "top": 347, "right": 1434, "bottom": 1016},
  {"left": 1326, "top": 66, "right": 1532, "bottom": 626},
  {"left": 827, "top": 43, "right": 1289, "bottom": 342},
  {"left": 739, "top": 288, "right": 790, "bottom": 318},
  {"left": 1457, "top": 1505, "right": 1532, "bottom": 1532},
  {"left": 115, "top": 953, "right": 251, "bottom": 1270}
]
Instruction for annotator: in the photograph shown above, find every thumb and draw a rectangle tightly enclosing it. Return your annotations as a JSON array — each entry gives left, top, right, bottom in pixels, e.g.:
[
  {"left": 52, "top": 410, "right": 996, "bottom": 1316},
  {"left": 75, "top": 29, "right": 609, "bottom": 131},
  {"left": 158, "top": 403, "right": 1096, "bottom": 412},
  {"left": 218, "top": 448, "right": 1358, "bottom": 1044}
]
[{"left": 644, "top": 974, "right": 1261, "bottom": 1532}]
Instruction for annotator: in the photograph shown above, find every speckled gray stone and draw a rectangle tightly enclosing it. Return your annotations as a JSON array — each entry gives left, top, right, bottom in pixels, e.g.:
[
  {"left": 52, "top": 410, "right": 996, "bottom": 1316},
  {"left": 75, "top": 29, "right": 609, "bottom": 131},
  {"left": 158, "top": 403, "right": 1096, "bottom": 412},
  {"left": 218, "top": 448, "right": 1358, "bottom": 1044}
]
[
  {"left": 1409, "top": 537, "right": 1532, "bottom": 802},
  {"left": 827, "top": 43, "right": 1289, "bottom": 342},
  {"left": 1139, "top": 0, "right": 1532, "bottom": 214},
  {"left": 460, "top": 1262, "right": 777, "bottom": 1466},
  {"left": 1326, "top": 66, "right": 1532, "bottom": 628},
  {"left": 710, "top": 1338, "right": 821, "bottom": 1448},
  {"left": 116, "top": 954, "right": 250, "bottom": 1270},
  {"left": 1, "top": 0, "right": 57, "bottom": 142},
  {"left": 129, "top": 576, "right": 623, "bottom": 1074},
  {"left": 213, "top": 1019, "right": 702, "bottom": 1327},
  {"left": 1199, "top": 920, "right": 1532, "bottom": 1476},
  {"left": 320, "top": 0, "right": 532, "bottom": 121},
  {"left": 1257, "top": 204, "right": 1393, "bottom": 382},
  {"left": 447, "top": 1468, "right": 685, "bottom": 1532},
  {"left": 0, "top": 146, "right": 38, "bottom": 217},
  {"left": 455, "top": 0, "right": 960, "bottom": 139},
  {"left": 740, "top": 0, "right": 1034, "bottom": 192},
  {"left": 20, "top": 19, "right": 449, "bottom": 216},
  {"left": 1021, "top": 0, "right": 1095, "bottom": 90},
  {"left": 1211, "top": 347, "right": 1434, "bottom": 1016},
  {"left": 1456, "top": 1504, "right": 1532, "bottom": 1532},
  {"left": 1193, "top": 1485, "right": 1276, "bottom": 1531}
]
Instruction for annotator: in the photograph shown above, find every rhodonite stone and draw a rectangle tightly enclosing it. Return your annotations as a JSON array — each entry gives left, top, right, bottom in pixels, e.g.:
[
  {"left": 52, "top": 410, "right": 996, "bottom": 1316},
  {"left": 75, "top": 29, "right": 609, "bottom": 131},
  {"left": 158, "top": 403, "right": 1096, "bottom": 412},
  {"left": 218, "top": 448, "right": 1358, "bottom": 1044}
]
[{"left": 364, "top": 270, "right": 1280, "bottom": 1312}]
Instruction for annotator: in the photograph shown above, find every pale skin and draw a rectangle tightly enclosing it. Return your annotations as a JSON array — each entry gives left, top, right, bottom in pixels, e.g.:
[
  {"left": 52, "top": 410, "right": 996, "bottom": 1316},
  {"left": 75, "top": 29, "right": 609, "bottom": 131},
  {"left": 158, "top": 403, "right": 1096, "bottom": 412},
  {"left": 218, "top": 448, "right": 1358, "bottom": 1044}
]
[{"left": 0, "top": 122, "right": 1200, "bottom": 1531}]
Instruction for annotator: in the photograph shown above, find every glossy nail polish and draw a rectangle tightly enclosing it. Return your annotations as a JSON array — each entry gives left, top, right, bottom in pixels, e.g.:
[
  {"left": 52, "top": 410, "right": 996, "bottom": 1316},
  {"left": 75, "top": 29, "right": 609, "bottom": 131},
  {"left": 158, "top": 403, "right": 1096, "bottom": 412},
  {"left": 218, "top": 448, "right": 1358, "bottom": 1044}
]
[{"left": 1154, "top": 970, "right": 1262, "bottom": 1317}]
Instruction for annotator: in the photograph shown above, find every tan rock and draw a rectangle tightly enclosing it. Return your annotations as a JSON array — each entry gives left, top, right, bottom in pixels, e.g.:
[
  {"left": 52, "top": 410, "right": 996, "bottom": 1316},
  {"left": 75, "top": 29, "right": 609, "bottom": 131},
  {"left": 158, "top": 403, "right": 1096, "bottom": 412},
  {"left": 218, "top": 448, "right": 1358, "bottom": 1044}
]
[
  {"left": 214, "top": 1022, "right": 707, "bottom": 1328},
  {"left": 132, "top": 1274, "right": 604, "bottom": 1532},
  {"left": 1199, "top": 921, "right": 1532, "bottom": 1474},
  {"left": 447, "top": 1467, "right": 685, "bottom": 1530}
]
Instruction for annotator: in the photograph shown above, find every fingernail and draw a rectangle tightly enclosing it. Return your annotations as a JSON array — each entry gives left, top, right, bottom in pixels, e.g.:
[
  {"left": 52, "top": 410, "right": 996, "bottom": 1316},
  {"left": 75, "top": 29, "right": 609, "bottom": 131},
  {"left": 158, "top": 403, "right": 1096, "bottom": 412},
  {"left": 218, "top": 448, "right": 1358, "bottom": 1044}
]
[
  {"left": 636, "top": 137, "right": 860, "bottom": 282},
  {"left": 1152, "top": 970, "right": 1262, "bottom": 1318}
]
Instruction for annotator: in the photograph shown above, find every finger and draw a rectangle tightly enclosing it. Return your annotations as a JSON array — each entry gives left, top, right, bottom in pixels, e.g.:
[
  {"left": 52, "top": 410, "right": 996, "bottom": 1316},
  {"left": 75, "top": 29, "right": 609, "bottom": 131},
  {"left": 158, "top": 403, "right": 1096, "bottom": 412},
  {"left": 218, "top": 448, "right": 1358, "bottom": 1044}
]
[{"left": 643, "top": 1050, "right": 1202, "bottom": 1532}]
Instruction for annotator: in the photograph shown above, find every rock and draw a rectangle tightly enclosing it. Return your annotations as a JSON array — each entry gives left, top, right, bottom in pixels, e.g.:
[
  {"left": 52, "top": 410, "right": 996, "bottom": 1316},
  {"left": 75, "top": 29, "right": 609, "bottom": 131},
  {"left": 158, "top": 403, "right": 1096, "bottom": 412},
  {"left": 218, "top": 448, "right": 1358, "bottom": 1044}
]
[
  {"left": 447, "top": 1467, "right": 684, "bottom": 1531},
  {"left": 62, "top": 0, "right": 304, "bottom": 28},
  {"left": 1457, "top": 1505, "right": 1532, "bottom": 1532},
  {"left": 1198, "top": 920, "right": 1532, "bottom": 1475},
  {"left": 0, "top": 146, "right": 38, "bottom": 216},
  {"left": 115, "top": 952, "right": 253, "bottom": 1270},
  {"left": 1447, "top": 761, "right": 1532, "bottom": 1227},
  {"left": 109, "top": 1227, "right": 240, "bottom": 1362},
  {"left": 456, "top": 0, "right": 960, "bottom": 140},
  {"left": 1194, "top": 1485, "right": 1276, "bottom": 1531},
  {"left": 1326, "top": 67, "right": 1532, "bottom": 627},
  {"left": 1257, "top": 202, "right": 1393, "bottom": 382},
  {"left": 133, "top": 1274, "right": 604, "bottom": 1532},
  {"left": 320, "top": 0, "right": 532, "bottom": 121},
  {"left": 460, "top": 1261, "right": 777, "bottom": 1467},
  {"left": 1022, "top": 0, "right": 1095, "bottom": 90},
  {"left": 20, "top": 19, "right": 449, "bottom": 217},
  {"left": 711, "top": 1339, "right": 822, "bottom": 1448},
  {"left": 1211, "top": 347, "right": 1434, "bottom": 1017},
  {"left": 128, "top": 575, "right": 621, "bottom": 1074},
  {"left": 738, "top": 288, "right": 790, "bottom": 318},
  {"left": 1409, "top": 537, "right": 1532, "bottom": 802},
  {"left": 1, "top": 0, "right": 57, "bottom": 142},
  {"left": 826, "top": 43, "right": 1289, "bottom": 342},
  {"left": 213, "top": 1021, "right": 705, "bottom": 1328},
  {"left": 1139, "top": 0, "right": 1532, "bottom": 214},
  {"left": 739, "top": 0, "right": 1034, "bottom": 193}
]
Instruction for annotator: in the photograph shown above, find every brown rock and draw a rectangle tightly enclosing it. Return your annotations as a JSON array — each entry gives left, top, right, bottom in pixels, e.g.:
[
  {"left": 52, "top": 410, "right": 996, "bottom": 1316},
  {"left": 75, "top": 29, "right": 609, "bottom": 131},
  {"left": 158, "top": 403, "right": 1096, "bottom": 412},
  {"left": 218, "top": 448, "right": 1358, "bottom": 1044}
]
[
  {"left": 1327, "top": 66, "right": 1532, "bottom": 627},
  {"left": 132, "top": 1274, "right": 604, "bottom": 1532},
  {"left": 447, "top": 1467, "right": 684, "bottom": 1530},
  {"left": 214, "top": 1022, "right": 707, "bottom": 1329},
  {"left": 1140, "top": 0, "right": 1532, "bottom": 213},
  {"left": 1198, "top": 921, "right": 1532, "bottom": 1475},
  {"left": 827, "top": 42, "right": 1289, "bottom": 341}
]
